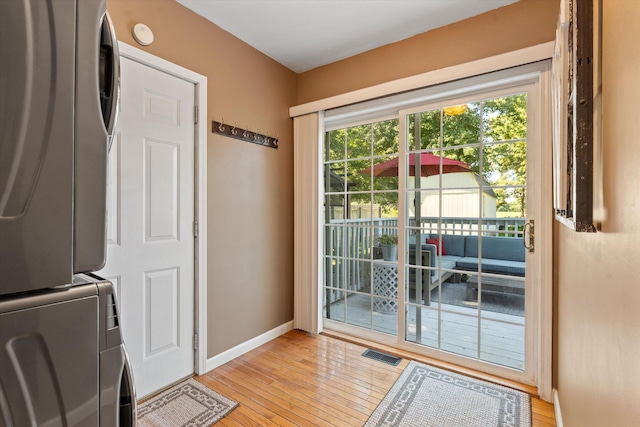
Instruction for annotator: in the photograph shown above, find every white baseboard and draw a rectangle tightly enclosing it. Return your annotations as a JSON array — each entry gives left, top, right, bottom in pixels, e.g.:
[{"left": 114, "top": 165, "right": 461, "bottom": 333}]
[
  {"left": 553, "top": 388, "right": 564, "bottom": 427},
  {"left": 205, "top": 321, "right": 294, "bottom": 373}
]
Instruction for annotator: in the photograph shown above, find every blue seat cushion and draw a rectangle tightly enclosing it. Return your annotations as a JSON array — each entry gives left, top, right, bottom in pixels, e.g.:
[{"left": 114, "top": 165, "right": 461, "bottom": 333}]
[
  {"left": 433, "top": 234, "right": 466, "bottom": 257},
  {"left": 438, "top": 255, "right": 461, "bottom": 271},
  {"left": 464, "top": 236, "right": 525, "bottom": 262}
]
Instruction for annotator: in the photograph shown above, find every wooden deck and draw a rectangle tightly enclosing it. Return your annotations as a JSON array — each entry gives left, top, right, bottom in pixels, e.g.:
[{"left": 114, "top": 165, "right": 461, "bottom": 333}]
[
  {"left": 325, "top": 292, "right": 525, "bottom": 370},
  {"left": 197, "top": 330, "right": 555, "bottom": 426}
]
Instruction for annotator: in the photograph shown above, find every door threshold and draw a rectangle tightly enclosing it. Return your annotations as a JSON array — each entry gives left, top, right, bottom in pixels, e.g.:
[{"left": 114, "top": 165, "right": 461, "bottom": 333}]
[{"left": 321, "top": 329, "right": 539, "bottom": 398}]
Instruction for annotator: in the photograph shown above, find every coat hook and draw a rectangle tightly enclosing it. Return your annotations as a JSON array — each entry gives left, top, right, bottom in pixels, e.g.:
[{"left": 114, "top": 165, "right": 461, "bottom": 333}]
[{"left": 212, "top": 120, "right": 277, "bottom": 148}]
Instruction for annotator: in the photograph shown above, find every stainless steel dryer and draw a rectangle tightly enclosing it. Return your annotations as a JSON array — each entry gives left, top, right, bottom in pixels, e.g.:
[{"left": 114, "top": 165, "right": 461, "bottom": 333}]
[{"left": 0, "top": 277, "right": 136, "bottom": 426}]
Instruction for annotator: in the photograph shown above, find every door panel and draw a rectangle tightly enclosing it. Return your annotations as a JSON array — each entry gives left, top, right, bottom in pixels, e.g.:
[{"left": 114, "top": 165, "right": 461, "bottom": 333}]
[
  {"left": 145, "top": 268, "right": 179, "bottom": 355},
  {"left": 401, "top": 89, "right": 531, "bottom": 379},
  {"left": 144, "top": 139, "right": 180, "bottom": 241},
  {"left": 98, "top": 56, "right": 195, "bottom": 398}
]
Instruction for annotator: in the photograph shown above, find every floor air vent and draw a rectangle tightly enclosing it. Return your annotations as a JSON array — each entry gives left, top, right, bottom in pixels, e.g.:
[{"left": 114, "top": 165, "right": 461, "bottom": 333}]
[{"left": 362, "top": 349, "right": 402, "bottom": 366}]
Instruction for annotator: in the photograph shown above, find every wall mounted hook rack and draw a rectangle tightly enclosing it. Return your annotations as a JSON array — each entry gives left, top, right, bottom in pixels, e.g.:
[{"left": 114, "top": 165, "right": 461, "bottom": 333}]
[{"left": 212, "top": 121, "right": 278, "bottom": 149}]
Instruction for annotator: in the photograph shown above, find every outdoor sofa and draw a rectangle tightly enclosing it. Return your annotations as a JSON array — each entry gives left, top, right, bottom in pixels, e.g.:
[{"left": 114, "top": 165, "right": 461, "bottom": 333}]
[{"left": 407, "top": 234, "right": 526, "bottom": 304}]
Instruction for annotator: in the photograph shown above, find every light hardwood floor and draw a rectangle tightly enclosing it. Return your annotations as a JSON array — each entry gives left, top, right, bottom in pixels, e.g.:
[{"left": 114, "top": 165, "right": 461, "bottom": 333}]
[{"left": 197, "top": 330, "right": 556, "bottom": 426}]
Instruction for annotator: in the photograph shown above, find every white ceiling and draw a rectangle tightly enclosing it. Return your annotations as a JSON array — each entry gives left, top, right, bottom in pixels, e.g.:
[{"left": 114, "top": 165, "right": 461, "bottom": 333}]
[{"left": 177, "top": 0, "right": 519, "bottom": 73}]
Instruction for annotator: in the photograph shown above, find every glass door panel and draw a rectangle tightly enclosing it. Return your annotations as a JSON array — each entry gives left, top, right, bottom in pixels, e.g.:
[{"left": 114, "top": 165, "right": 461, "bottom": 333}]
[
  {"left": 403, "top": 92, "right": 528, "bottom": 372},
  {"left": 323, "top": 119, "right": 400, "bottom": 337}
]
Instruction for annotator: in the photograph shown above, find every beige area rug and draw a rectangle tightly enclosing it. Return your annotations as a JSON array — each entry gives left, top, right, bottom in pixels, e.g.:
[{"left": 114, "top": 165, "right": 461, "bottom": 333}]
[
  {"left": 138, "top": 378, "right": 238, "bottom": 426},
  {"left": 365, "top": 361, "right": 531, "bottom": 427}
]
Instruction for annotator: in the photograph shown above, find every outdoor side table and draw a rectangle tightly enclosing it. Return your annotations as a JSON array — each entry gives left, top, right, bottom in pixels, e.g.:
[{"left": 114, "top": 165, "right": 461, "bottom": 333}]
[{"left": 372, "top": 260, "right": 398, "bottom": 313}]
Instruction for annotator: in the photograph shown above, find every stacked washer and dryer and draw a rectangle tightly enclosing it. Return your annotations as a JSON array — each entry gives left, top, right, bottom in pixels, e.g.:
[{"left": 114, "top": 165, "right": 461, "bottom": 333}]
[{"left": 0, "top": 0, "right": 136, "bottom": 425}]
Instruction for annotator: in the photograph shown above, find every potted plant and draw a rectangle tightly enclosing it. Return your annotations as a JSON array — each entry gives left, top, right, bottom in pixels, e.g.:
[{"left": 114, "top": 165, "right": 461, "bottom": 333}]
[{"left": 377, "top": 234, "right": 398, "bottom": 261}]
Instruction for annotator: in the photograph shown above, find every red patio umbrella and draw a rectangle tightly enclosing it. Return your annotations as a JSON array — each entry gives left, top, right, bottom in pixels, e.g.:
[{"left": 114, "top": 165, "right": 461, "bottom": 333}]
[{"left": 359, "top": 152, "right": 471, "bottom": 177}]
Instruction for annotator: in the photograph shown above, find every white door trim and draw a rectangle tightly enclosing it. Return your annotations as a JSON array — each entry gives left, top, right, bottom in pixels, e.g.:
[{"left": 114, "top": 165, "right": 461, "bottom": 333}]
[
  {"left": 290, "top": 42, "right": 554, "bottom": 118},
  {"left": 317, "top": 61, "right": 553, "bottom": 400},
  {"left": 118, "top": 42, "right": 208, "bottom": 375}
]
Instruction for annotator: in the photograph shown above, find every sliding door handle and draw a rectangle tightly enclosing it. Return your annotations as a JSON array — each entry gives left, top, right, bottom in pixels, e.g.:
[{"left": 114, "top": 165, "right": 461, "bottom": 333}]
[{"left": 523, "top": 220, "right": 534, "bottom": 253}]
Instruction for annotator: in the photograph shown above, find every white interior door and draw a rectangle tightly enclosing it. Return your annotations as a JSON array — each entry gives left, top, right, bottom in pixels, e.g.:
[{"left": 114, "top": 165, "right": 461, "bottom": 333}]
[{"left": 98, "top": 56, "right": 196, "bottom": 398}]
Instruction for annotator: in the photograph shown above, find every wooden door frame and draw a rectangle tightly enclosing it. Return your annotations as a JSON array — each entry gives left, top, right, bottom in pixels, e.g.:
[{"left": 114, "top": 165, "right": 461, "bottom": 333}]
[{"left": 118, "top": 42, "right": 208, "bottom": 375}]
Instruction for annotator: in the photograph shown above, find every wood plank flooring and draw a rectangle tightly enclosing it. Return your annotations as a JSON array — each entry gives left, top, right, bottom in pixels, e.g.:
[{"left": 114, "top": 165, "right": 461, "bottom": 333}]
[{"left": 196, "top": 330, "right": 555, "bottom": 426}]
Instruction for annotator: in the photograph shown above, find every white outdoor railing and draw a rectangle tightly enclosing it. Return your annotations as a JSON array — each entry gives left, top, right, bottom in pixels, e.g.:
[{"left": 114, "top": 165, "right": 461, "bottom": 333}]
[{"left": 407, "top": 216, "right": 526, "bottom": 238}]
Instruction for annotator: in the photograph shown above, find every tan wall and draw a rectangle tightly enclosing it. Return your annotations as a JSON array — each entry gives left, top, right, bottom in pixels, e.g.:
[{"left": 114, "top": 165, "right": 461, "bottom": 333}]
[
  {"left": 555, "top": 2, "right": 640, "bottom": 426},
  {"left": 296, "top": 0, "right": 560, "bottom": 104},
  {"left": 106, "top": 0, "right": 296, "bottom": 357},
  {"left": 104, "top": 6, "right": 640, "bottom": 424}
]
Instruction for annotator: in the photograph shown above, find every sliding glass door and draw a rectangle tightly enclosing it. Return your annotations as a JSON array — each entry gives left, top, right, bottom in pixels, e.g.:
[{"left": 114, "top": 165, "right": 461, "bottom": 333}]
[
  {"left": 321, "top": 71, "right": 546, "bottom": 385},
  {"left": 323, "top": 119, "right": 400, "bottom": 337},
  {"left": 400, "top": 88, "right": 530, "bottom": 374}
]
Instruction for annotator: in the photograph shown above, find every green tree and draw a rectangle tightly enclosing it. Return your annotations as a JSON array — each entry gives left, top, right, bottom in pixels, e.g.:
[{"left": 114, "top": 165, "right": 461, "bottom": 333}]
[
  {"left": 324, "top": 93, "right": 527, "bottom": 216},
  {"left": 326, "top": 119, "right": 399, "bottom": 216},
  {"left": 409, "top": 95, "right": 527, "bottom": 215},
  {"left": 482, "top": 94, "right": 527, "bottom": 216}
]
